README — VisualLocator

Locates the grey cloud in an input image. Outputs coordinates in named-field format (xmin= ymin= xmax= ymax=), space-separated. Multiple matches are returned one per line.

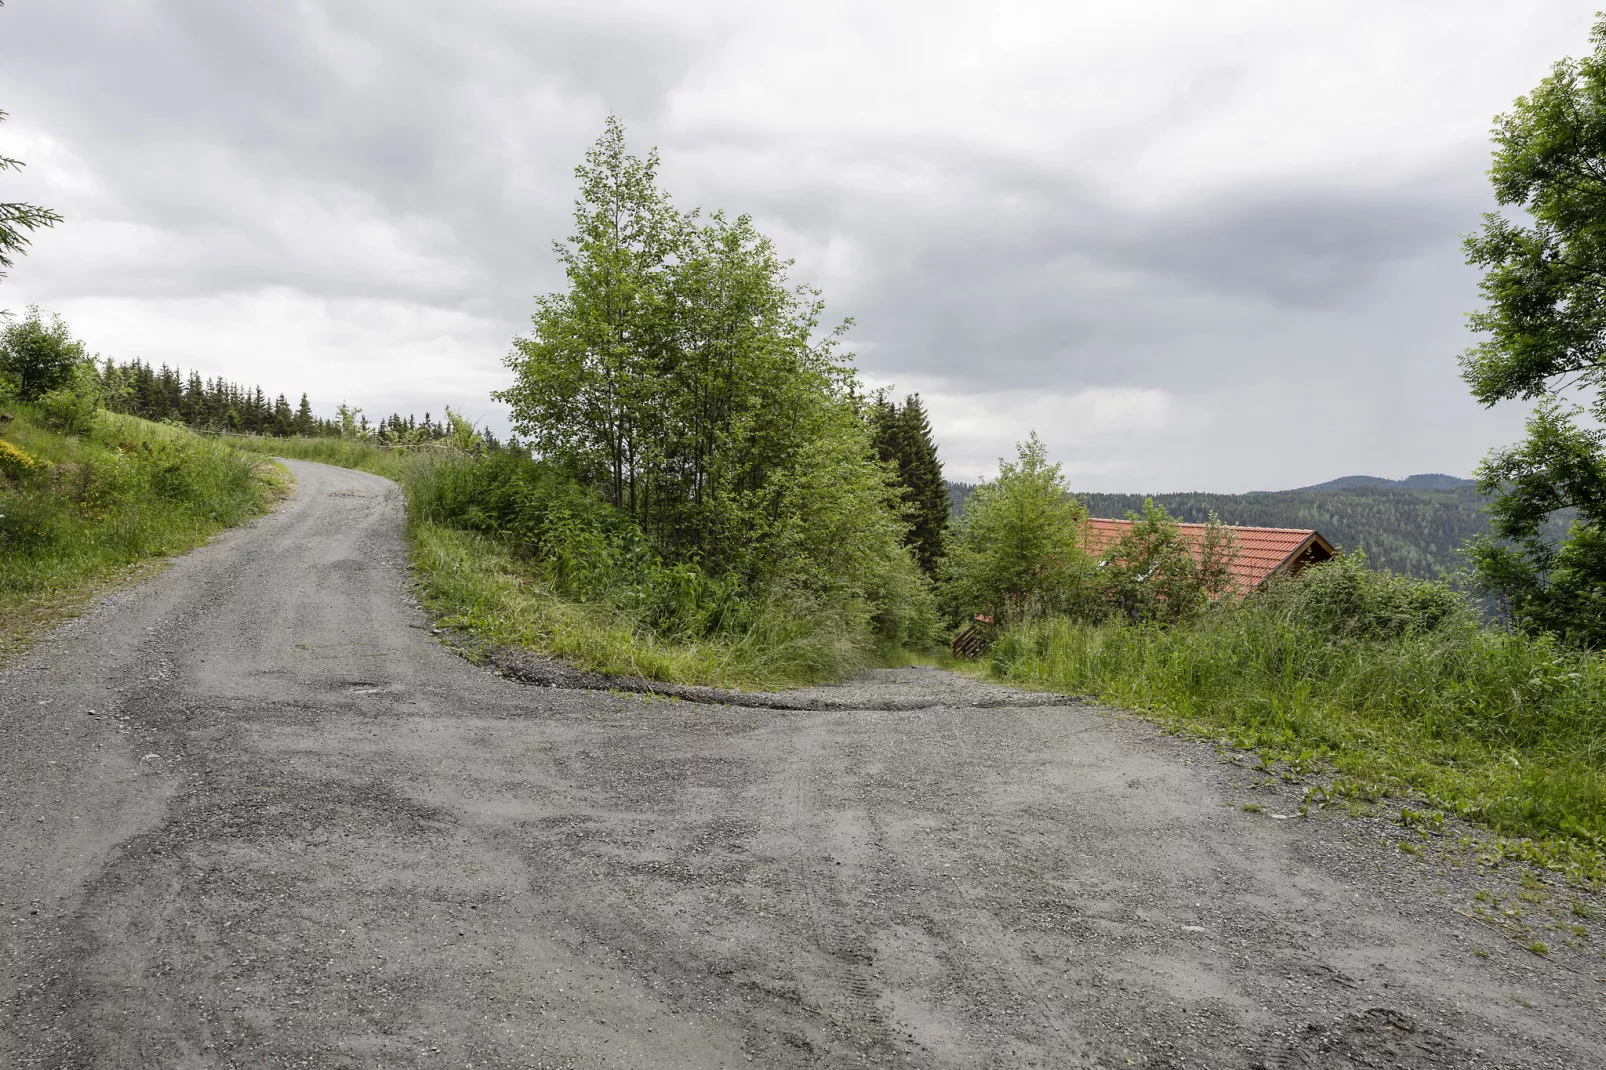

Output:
xmin=0 ymin=1 xmax=1567 ymax=488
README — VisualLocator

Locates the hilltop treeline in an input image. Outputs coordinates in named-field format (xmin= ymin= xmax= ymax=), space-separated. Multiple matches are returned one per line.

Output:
xmin=93 ymin=357 xmax=472 ymax=445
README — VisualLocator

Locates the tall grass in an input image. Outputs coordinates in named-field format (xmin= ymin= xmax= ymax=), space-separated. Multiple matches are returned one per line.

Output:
xmin=0 ymin=405 xmax=289 ymax=658
xmin=411 ymin=522 xmax=862 ymax=688
xmin=988 ymin=607 xmax=1606 ymax=878
xmin=239 ymin=437 xmax=871 ymax=689
xmin=224 ymin=432 xmax=419 ymax=480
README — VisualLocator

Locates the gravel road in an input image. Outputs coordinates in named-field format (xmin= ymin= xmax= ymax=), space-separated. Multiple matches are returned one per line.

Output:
xmin=3 ymin=459 xmax=1604 ymax=1069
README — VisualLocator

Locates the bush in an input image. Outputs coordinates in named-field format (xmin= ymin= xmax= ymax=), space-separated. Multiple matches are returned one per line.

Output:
xmin=0 ymin=438 xmax=41 ymax=480
xmin=35 ymin=364 xmax=101 ymax=435
xmin=405 ymin=447 xmax=936 ymax=676
xmin=1255 ymin=550 xmax=1475 ymax=641
xmin=0 ymin=307 xmax=86 ymax=401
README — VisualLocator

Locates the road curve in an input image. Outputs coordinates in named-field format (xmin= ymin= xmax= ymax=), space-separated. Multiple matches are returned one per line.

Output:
xmin=3 ymin=459 xmax=1603 ymax=1068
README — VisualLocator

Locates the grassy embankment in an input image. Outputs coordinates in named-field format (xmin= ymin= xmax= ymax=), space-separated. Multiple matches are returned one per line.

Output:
xmin=0 ymin=406 xmax=290 ymax=661
xmin=985 ymin=607 xmax=1606 ymax=882
xmin=248 ymin=438 xmax=878 ymax=689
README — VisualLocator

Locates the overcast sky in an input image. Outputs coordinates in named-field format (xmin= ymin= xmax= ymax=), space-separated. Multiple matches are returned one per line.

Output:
xmin=0 ymin=1 xmax=1595 ymax=490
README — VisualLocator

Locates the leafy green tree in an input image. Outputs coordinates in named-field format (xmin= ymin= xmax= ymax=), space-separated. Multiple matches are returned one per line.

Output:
xmin=1461 ymin=16 xmax=1606 ymax=646
xmin=1466 ymin=403 xmax=1605 ymax=644
xmin=335 ymin=403 xmax=365 ymax=439
xmin=869 ymin=392 xmax=949 ymax=576
xmin=497 ymin=117 xmax=680 ymax=524
xmin=497 ymin=118 xmax=934 ymax=648
xmin=941 ymin=432 xmax=1094 ymax=623
xmin=1 ymin=305 xmax=85 ymax=400
xmin=1097 ymin=501 xmax=1237 ymax=625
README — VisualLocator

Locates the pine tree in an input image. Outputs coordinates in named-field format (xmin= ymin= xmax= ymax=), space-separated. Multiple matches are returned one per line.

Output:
xmin=294 ymin=393 xmax=313 ymax=435
xmin=869 ymin=391 xmax=949 ymax=576
xmin=897 ymin=395 xmax=949 ymax=576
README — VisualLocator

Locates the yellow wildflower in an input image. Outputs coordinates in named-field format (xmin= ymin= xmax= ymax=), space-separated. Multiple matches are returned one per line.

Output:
xmin=0 ymin=438 xmax=41 ymax=479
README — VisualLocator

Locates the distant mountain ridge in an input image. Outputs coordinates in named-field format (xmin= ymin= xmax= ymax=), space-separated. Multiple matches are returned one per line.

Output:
xmin=1285 ymin=473 xmax=1475 ymax=493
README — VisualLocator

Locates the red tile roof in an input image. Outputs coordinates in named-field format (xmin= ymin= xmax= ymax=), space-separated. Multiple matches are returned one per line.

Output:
xmin=1080 ymin=518 xmax=1335 ymax=596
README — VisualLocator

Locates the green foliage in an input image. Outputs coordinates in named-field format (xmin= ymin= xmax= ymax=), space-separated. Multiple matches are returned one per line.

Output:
xmin=0 ymin=405 xmax=282 ymax=659
xmin=1461 ymin=17 xmax=1606 ymax=644
xmin=36 ymin=361 xmax=103 ymax=435
xmin=1463 ymin=402 xmax=1606 ymax=647
xmin=985 ymin=558 xmax=1606 ymax=876
xmin=243 ymin=433 xmax=920 ymax=688
xmin=409 ymin=522 xmax=858 ymax=689
xmin=1255 ymin=550 xmax=1475 ymax=642
xmin=1099 ymin=501 xmax=1236 ymax=624
xmin=941 ymin=432 xmax=1095 ymax=623
xmin=491 ymin=118 xmax=933 ymax=673
xmin=407 ymin=445 xmax=934 ymax=681
xmin=869 ymin=392 xmax=949 ymax=576
xmin=94 ymin=357 xmax=477 ymax=446
xmin=0 ymin=306 xmax=85 ymax=401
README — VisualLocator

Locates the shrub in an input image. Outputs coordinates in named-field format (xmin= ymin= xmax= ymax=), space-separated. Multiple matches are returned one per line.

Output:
xmin=0 ymin=307 xmax=86 ymax=401
xmin=1254 ymin=550 xmax=1474 ymax=641
xmin=0 ymin=438 xmax=40 ymax=480
xmin=35 ymin=365 xmax=101 ymax=435
xmin=2 ymin=408 xmax=278 ymax=660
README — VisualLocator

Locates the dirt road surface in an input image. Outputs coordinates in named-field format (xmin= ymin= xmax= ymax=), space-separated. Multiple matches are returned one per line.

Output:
xmin=3 ymin=459 xmax=1604 ymax=1069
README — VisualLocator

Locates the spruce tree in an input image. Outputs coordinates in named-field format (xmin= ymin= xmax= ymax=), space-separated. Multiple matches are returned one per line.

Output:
xmin=869 ymin=391 xmax=949 ymax=576
xmin=897 ymin=394 xmax=949 ymax=576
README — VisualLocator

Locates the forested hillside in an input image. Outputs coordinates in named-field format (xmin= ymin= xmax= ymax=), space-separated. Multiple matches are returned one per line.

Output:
xmin=948 ymin=481 xmax=1498 ymax=579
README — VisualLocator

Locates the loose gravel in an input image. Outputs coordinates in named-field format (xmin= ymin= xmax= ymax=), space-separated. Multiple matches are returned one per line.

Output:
xmin=2 ymin=458 xmax=1603 ymax=1069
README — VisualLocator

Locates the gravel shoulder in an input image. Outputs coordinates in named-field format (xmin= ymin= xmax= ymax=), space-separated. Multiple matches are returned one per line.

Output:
xmin=2 ymin=458 xmax=1603 ymax=1069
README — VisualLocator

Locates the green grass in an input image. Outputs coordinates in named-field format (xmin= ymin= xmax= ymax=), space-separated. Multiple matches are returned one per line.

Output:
xmin=0 ymin=405 xmax=290 ymax=661
xmin=238 ymin=436 xmax=878 ymax=690
xmin=411 ymin=522 xmax=865 ymax=689
xmin=228 ymin=432 xmax=418 ymax=480
xmin=984 ymin=613 xmax=1606 ymax=881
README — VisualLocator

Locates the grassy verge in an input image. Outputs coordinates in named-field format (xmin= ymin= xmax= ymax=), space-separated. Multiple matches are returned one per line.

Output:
xmin=234 ymin=433 xmax=416 ymax=480
xmin=0 ymin=406 xmax=291 ymax=662
xmin=412 ymin=522 xmax=864 ymax=688
xmin=984 ymin=613 xmax=1606 ymax=882
xmin=239 ymin=437 xmax=880 ymax=689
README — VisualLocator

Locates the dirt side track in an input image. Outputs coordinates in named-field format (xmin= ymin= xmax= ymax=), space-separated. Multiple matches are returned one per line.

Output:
xmin=2 ymin=459 xmax=1602 ymax=1069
